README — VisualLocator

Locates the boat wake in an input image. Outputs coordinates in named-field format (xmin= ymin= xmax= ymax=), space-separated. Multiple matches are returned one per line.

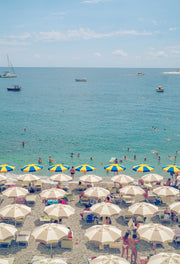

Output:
xmin=163 ymin=72 xmax=180 ymax=74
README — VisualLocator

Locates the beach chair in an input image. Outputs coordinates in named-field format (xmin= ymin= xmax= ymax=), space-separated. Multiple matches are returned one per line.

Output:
xmin=26 ymin=194 xmax=36 ymax=204
xmin=0 ymin=238 xmax=12 ymax=247
xmin=66 ymin=193 xmax=74 ymax=201
xmin=34 ymin=181 xmax=42 ymax=191
xmin=174 ymin=236 xmax=180 ymax=245
xmin=61 ymin=239 xmax=73 ymax=249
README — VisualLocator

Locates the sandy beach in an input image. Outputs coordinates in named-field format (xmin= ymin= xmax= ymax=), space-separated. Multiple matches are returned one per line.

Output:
xmin=0 ymin=180 xmax=180 ymax=264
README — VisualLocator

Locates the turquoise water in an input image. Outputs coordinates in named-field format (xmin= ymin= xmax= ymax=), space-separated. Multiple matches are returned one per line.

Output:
xmin=0 ymin=67 xmax=180 ymax=179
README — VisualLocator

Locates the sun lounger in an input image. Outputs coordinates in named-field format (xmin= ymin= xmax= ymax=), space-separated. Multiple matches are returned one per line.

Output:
xmin=16 ymin=231 xmax=31 ymax=245
xmin=15 ymin=197 xmax=26 ymax=204
xmin=66 ymin=193 xmax=74 ymax=201
xmin=122 ymin=195 xmax=135 ymax=204
xmin=76 ymin=185 xmax=86 ymax=191
xmin=174 ymin=236 xmax=180 ymax=245
xmin=39 ymin=215 xmax=51 ymax=223
xmin=61 ymin=239 xmax=73 ymax=249
xmin=26 ymin=194 xmax=36 ymax=204
xmin=0 ymin=238 xmax=12 ymax=247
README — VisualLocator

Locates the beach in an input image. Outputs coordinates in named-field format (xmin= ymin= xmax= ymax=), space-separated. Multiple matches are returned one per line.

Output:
xmin=0 ymin=179 xmax=179 ymax=264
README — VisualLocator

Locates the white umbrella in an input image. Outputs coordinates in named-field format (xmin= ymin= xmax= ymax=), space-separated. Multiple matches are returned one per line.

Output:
xmin=85 ymin=224 xmax=122 ymax=244
xmin=137 ymin=223 xmax=175 ymax=244
xmin=2 ymin=187 xmax=28 ymax=198
xmin=0 ymin=175 xmax=7 ymax=183
xmin=153 ymin=186 xmax=179 ymax=197
xmin=128 ymin=202 xmax=158 ymax=217
xmin=0 ymin=204 xmax=31 ymax=220
xmin=0 ymin=259 xmax=10 ymax=264
xmin=35 ymin=258 xmax=67 ymax=264
xmin=0 ymin=223 xmax=17 ymax=241
xmin=49 ymin=174 xmax=72 ymax=183
xmin=119 ymin=185 xmax=145 ymax=196
xmin=17 ymin=174 xmax=40 ymax=182
xmin=40 ymin=188 xmax=66 ymax=200
xmin=141 ymin=174 xmax=163 ymax=183
xmin=111 ymin=174 xmax=134 ymax=185
xmin=148 ymin=252 xmax=180 ymax=264
xmin=90 ymin=202 xmax=121 ymax=217
xmin=79 ymin=175 xmax=102 ymax=184
xmin=90 ymin=255 xmax=130 ymax=264
xmin=84 ymin=187 xmax=110 ymax=199
xmin=44 ymin=204 xmax=75 ymax=219
xmin=169 ymin=201 xmax=180 ymax=214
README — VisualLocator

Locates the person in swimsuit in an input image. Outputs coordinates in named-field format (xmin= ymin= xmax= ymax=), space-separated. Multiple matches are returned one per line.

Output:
xmin=121 ymin=232 xmax=130 ymax=259
xmin=130 ymin=234 xmax=141 ymax=264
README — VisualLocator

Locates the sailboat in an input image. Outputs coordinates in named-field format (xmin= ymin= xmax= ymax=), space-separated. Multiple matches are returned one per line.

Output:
xmin=0 ymin=55 xmax=17 ymax=78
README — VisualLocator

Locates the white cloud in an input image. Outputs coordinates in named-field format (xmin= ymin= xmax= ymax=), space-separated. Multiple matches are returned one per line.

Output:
xmin=0 ymin=39 xmax=29 ymax=46
xmin=81 ymin=0 xmax=108 ymax=3
xmin=148 ymin=51 xmax=168 ymax=58
xmin=34 ymin=54 xmax=40 ymax=59
xmin=6 ymin=33 xmax=31 ymax=40
xmin=171 ymin=50 xmax=180 ymax=55
xmin=169 ymin=27 xmax=176 ymax=31
xmin=112 ymin=49 xmax=128 ymax=57
xmin=94 ymin=52 xmax=102 ymax=56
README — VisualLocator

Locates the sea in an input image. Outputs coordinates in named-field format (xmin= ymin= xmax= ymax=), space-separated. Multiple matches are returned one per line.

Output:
xmin=0 ymin=67 xmax=180 ymax=181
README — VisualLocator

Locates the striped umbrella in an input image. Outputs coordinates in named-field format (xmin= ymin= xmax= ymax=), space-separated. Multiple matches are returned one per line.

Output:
xmin=75 ymin=164 xmax=96 ymax=174
xmin=0 ymin=164 xmax=15 ymax=173
xmin=162 ymin=165 xmax=180 ymax=174
xmin=90 ymin=255 xmax=130 ymax=264
xmin=21 ymin=164 xmax=43 ymax=172
xmin=48 ymin=164 xmax=70 ymax=172
xmin=133 ymin=164 xmax=154 ymax=173
xmin=104 ymin=164 xmax=126 ymax=172
xmin=148 ymin=252 xmax=180 ymax=264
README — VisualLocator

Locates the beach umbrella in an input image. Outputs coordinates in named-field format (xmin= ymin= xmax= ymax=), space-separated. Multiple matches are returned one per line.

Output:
xmin=44 ymin=204 xmax=75 ymax=220
xmin=79 ymin=175 xmax=102 ymax=184
xmin=0 ymin=164 xmax=15 ymax=173
xmin=75 ymin=164 xmax=96 ymax=174
xmin=0 ymin=204 xmax=31 ymax=220
xmin=128 ymin=202 xmax=158 ymax=217
xmin=162 ymin=165 xmax=180 ymax=174
xmin=89 ymin=255 xmax=130 ymax=264
xmin=153 ymin=186 xmax=179 ymax=197
xmin=0 ymin=175 xmax=7 ymax=183
xmin=21 ymin=164 xmax=43 ymax=172
xmin=119 ymin=185 xmax=145 ymax=196
xmin=0 ymin=223 xmax=17 ymax=242
xmin=85 ymin=224 xmax=122 ymax=245
xmin=141 ymin=173 xmax=163 ymax=183
xmin=49 ymin=174 xmax=72 ymax=183
xmin=31 ymin=223 xmax=69 ymax=257
xmin=90 ymin=202 xmax=121 ymax=217
xmin=35 ymin=258 xmax=67 ymax=264
xmin=0 ymin=259 xmax=11 ymax=264
xmin=104 ymin=164 xmax=126 ymax=172
xmin=132 ymin=164 xmax=154 ymax=172
xmin=2 ymin=187 xmax=28 ymax=198
xmin=84 ymin=187 xmax=110 ymax=199
xmin=169 ymin=201 xmax=180 ymax=215
xmin=48 ymin=164 xmax=70 ymax=172
xmin=148 ymin=252 xmax=180 ymax=264
xmin=111 ymin=174 xmax=134 ymax=185
xmin=137 ymin=223 xmax=175 ymax=244
xmin=17 ymin=174 xmax=40 ymax=182
xmin=40 ymin=188 xmax=66 ymax=200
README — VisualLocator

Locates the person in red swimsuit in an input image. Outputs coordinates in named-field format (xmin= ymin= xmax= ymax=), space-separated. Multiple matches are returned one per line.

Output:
xmin=130 ymin=234 xmax=141 ymax=264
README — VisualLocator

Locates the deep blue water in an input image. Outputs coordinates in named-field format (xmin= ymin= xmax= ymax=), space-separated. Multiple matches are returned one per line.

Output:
xmin=0 ymin=67 xmax=180 ymax=179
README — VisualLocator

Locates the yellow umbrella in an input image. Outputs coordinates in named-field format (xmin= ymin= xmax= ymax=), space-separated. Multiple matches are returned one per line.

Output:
xmin=21 ymin=164 xmax=43 ymax=172
xmin=89 ymin=255 xmax=130 ymax=264
xmin=0 ymin=164 xmax=15 ymax=173
xmin=84 ymin=187 xmax=110 ymax=199
xmin=148 ymin=252 xmax=180 ymax=264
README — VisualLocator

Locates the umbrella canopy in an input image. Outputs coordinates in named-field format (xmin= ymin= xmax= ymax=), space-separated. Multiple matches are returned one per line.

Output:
xmin=48 ymin=164 xmax=70 ymax=172
xmin=17 ymin=174 xmax=40 ymax=182
xmin=44 ymin=204 xmax=75 ymax=219
xmin=0 ymin=175 xmax=7 ymax=182
xmin=104 ymin=164 xmax=126 ymax=172
xmin=0 ymin=204 xmax=31 ymax=220
xmin=90 ymin=202 xmax=121 ymax=217
xmin=50 ymin=174 xmax=72 ymax=183
xmin=0 ymin=259 xmax=10 ymax=264
xmin=21 ymin=164 xmax=43 ymax=172
xmin=79 ymin=175 xmax=102 ymax=184
xmin=90 ymin=255 xmax=130 ymax=264
xmin=75 ymin=164 xmax=96 ymax=173
xmin=0 ymin=164 xmax=15 ymax=173
xmin=31 ymin=223 xmax=69 ymax=244
xmin=137 ymin=223 xmax=175 ymax=243
xmin=85 ymin=224 xmax=122 ymax=244
xmin=111 ymin=174 xmax=134 ymax=185
xmin=119 ymin=185 xmax=145 ymax=196
xmin=35 ymin=258 xmax=67 ymax=264
xmin=162 ymin=165 xmax=180 ymax=174
xmin=169 ymin=201 xmax=180 ymax=214
xmin=84 ymin=187 xmax=110 ymax=199
xmin=40 ymin=188 xmax=66 ymax=200
xmin=153 ymin=186 xmax=179 ymax=197
xmin=141 ymin=173 xmax=163 ymax=183
xmin=148 ymin=252 xmax=180 ymax=264
xmin=128 ymin=202 xmax=158 ymax=217
xmin=132 ymin=164 xmax=154 ymax=172
xmin=0 ymin=223 xmax=17 ymax=242
xmin=2 ymin=187 xmax=28 ymax=198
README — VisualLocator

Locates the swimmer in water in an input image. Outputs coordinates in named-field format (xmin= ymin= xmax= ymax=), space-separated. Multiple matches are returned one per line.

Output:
xmin=49 ymin=156 xmax=54 ymax=164
xmin=22 ymin=142 xmax=25 ymax=147
xmin=38 ymin=157 xmax=42 ymax=164
xmin=70 ymin=153 xmax=74 ymax=158
xmin=77 ymin=153 xmax=80 ymax=158
xmin=133 ymin=155 xmax=136 ymax=160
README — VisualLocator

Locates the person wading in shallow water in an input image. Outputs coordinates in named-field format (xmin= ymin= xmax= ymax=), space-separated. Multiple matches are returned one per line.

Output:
xmin=70 ymin=166 xmax=75 ymax=179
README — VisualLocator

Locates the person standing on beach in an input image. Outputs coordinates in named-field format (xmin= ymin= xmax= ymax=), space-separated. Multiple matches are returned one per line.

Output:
xmin=130 ymin=234 xmax=141 ymax=264
xmin=70 ymin=166 xmax=75 ymax=179
xmin=121 ymin=232 xmax=130 ymax=259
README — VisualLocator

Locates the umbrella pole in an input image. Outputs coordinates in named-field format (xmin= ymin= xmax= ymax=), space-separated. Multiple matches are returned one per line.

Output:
xmin=50 ymin=243 xmax=53 ymax=258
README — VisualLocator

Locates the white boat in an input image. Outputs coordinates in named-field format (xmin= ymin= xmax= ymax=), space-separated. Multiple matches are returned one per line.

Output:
xmin=136 ymin=72 xmax=144 ymax=76
xmin=0 ymin=55 xmax=17 ymax=78
xmin=156 ymin=85 xmax=164 ymax=92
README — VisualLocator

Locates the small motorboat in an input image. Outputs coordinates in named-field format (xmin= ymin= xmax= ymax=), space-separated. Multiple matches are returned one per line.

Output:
xmin=136 ymin=72 xmax=144 ymax=76
xmin=156 ymin=85 xmax=164 ymax=92
xmin=75 ymin=78 xmax=87 ymax=82
xmin=7 ymin=85 xmax=21 ymax=91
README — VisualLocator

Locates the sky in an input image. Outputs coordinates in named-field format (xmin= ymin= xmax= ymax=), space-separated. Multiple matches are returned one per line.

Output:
xmin=0 ymin=0 xmax=180 ymax=67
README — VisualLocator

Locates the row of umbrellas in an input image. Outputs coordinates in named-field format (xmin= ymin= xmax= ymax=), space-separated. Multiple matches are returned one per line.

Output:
xmin=1 ymin=163 xmax=180 ymax=173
